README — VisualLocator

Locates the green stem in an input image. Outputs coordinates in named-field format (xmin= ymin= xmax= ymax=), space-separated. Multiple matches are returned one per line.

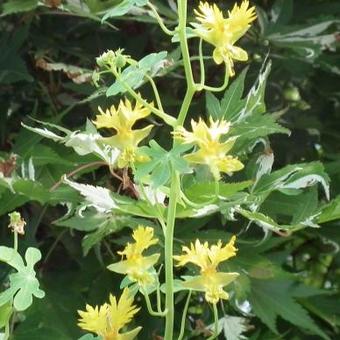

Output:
xmin=198 ymin=38 xmax=205 ymax=88
xmin=163 ymin=2 xmax=197 ymax=337
xmin=214 ymin=180 xmax=220 ymax=199
xmin=177 ymin=290 xmax=192 ymax=340
xmin=199 ymin=68 xmax=229 ymax=93
xmin=144 ymin=289 xmax=167 ymax=317
xmin=156 ymin=284 xmax=163 ymax=313
xmin=145 ymin=73 xmax=165 ymax=112
xmin=208 ymin=304 xmax=219 ymax=340
xmin=164 ymin=169 xmax=180 ymax=340
xmin=4 ymin=319 xmax=10 ymax=340
xmin=147 ymin=1 xmax=175 ymax=36
xmin=176 ymin=0 xmax=196 ymax=126
xmin=13 ymin=232 xmax=18 ymax=252
xmin=111 ymin=67 xmax=176 ymax=127
xmin=177 ymin=88 xmax=195 ymax=127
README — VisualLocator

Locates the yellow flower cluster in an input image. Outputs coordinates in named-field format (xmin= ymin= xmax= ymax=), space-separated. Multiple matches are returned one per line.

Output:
xmin=174 ymin=236 xmax=239 ymax=304
xmin=78 ymin=288 xmax=141 ymax=340
xmin=108 ymin=226 xmax=160 ymax=286
xmin=174 ymin=117 xmax=244 ymax=180
xmin=193 ymin=0 xmax=256 ymax=76
xmin=93 ymin=98 xmax=153 ymax=168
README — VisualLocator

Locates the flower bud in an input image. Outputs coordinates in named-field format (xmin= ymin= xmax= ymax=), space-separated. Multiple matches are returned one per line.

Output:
xmin=8 ymin=211 xmax=26 ymax=235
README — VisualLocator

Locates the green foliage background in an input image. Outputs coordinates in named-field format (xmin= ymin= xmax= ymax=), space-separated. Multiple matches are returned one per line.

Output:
xmin=0 ymin=0 xmax=340 ymax=339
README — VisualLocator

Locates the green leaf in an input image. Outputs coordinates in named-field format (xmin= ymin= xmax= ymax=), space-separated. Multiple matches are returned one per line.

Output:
xmin=63 ymin=178 xmax=118 ymax=213
xmin=12 ymin=179 xmax=50 ymax=204
xmin=22 ymin=122 xmax=120 ymax=165
xmin=217 ymin=315 xmax=250 ymax=340
xmin=138 ymin=51 xmax=167 ymax=72
xmin=0 ymin=26 xmax=32 ymax=84
xmin=249 ymin=279 xmax=329 ymax=339
xmin=237 ymin=60 xmax=272 ymax=121
xmin=301 ymin=295 xmax=340 ymax=329
xmin=230 ymin=114 xmax=290 ymax=151
xmin=237 ymin=208 xmax=284 ymax=232
xmin=0 ymin=247 xmax=45 ymax=311
xmin=135 ymin=140 xmax=192 ymax=187
xmin=29 ymin=145 xmax=74 ymax=166
xmin=318 ymin=195 xmax=340 ymax=223
xmin=82 ymin=215 xmax=153 ymax=255
xmin=106 ymin=51 xmax=167 ymax=96
xmin=260 ymin=189 xmax=319 ymax=228
xmin=205 ymin=92 xmax=221 ymax=120
xmin=2 ymin=0 xmax=38 ymax=16
xmin=0 ymin=302 xmax=12 ymax=328
xmin=61 ymin=177 xmax=160 ymax=220
xmin=220 ymin=67 xmax=248 ymax=121
xmin=54 ymin=209 xmax=108 ymax=232
xmin=185 ymin=181 xmax=252 ymax=203
xmin=78 ymin=335 xmax=102 ymax=340
xmin=82 ymin=218 xmax=125 ymax=256
xmin=270 ymin=0 xmax=293 ymax=25
xmin=102 ymin=0 xmax=148 ymax=20
xmin=106 ymin=66 xmax=144 ymax=96
xmin=253 ymin=162 xmax=330 ymax=200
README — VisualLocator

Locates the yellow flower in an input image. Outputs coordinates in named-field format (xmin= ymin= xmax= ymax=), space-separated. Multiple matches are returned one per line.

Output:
xmin=108 ymin=226 xmax=160 ymax=286
xmin=193 ymin=1 xmax=256 ymax=76
xmin=78 ymin=303 xmax=108 ymax=336
xmin=78 ymin=288 xmax=141 ymax=340
xmin=174 ymin=236 xmax=239 ymax=304
xmin=173 ymin=117 xmax=244 ymax=180
xmin=93 ymin=98 xmax=153 ymax=167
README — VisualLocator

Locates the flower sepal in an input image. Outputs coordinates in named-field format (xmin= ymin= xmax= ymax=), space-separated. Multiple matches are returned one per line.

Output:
xmin=180 ymin=272 xmax=239 ymax=291
xmin=115 ymin=326 xmax=142 ymax=340
xmin=107 ymin=253 xmax=160 ymax=287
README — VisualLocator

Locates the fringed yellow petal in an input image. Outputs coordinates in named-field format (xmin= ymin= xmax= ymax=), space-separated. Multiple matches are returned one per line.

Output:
xmin=108 ymin=226 xmax=160 ymax=286
xmin=78 ymin=288 xmax=140 ymax=339
xmin=193 ymin=1 xmax=256 ymax=76
xmin=175 ymin=237 xmax=239 ymax=304
xmin=93 ymin=98 xmax=154 ymax=168
xmin=174 ymin=117 xmax=243 ymax=179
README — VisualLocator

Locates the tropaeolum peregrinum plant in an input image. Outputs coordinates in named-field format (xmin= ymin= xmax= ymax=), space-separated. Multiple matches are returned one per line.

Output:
xmin=22 ymin=1 xmax=330 ymax=339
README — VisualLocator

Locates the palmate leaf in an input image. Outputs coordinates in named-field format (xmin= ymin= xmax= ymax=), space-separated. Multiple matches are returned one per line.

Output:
xmin=106 ymin=51 xmax=168 ymax=96
xmin=249 ymin=279 xmax=329 ymax=339
xmin=135 ymin=140 xmax=192 ymax=187
xmin=101 ymin=0 xmax=148 ymax=21
xmin=0 ymin=247 xmax=45 ymax=311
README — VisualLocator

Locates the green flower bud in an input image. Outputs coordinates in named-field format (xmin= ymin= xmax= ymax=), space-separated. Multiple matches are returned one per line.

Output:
xmin=96 ymin=50 xmax=116 ymax=67
xmin=283 ymin=86 xmax=301 ymax=102
xmin=92 ymin=70 xmax=100 ymax=87
xmin=8 ymin=211 xmax=26 ymax=235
